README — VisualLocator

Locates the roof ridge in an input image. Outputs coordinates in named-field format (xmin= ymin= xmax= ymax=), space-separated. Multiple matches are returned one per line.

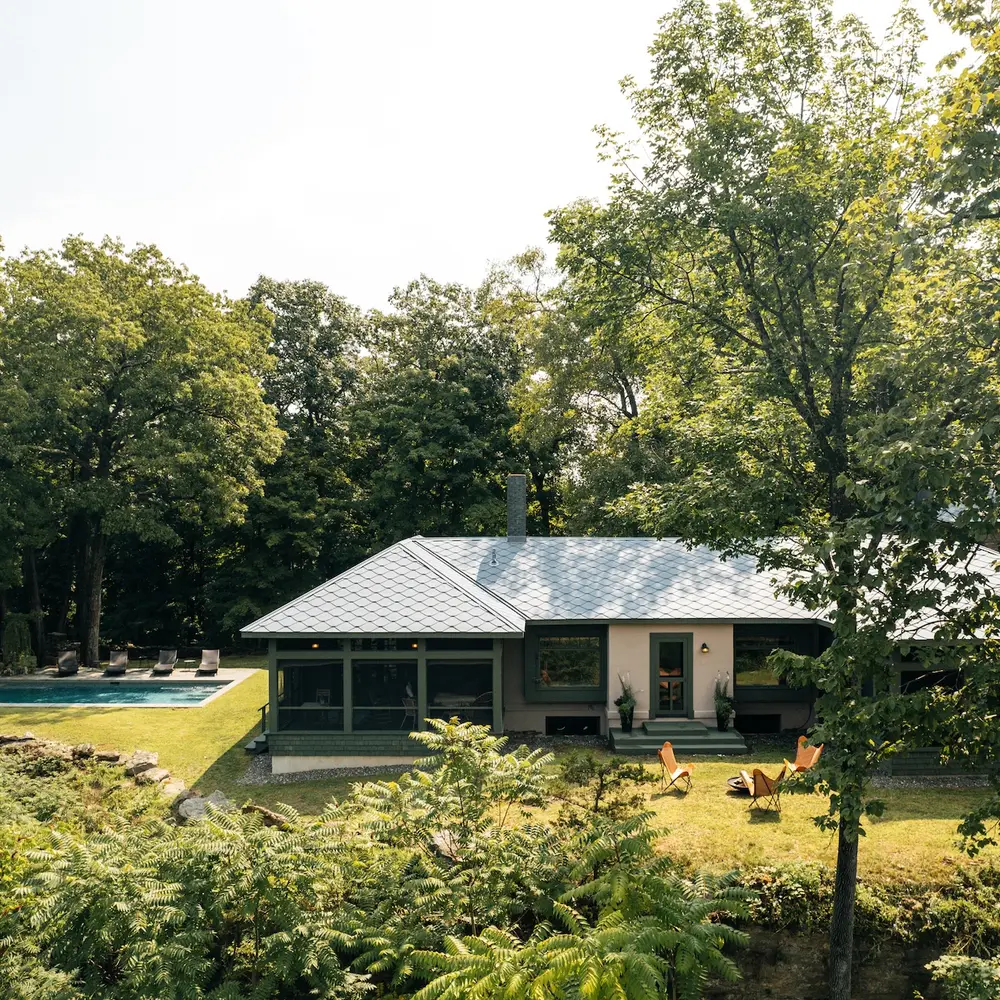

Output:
xmin=404 ymin=538 xmax=526 ymax=629
xmin=243 ymin=539 xmax=413 ymax=632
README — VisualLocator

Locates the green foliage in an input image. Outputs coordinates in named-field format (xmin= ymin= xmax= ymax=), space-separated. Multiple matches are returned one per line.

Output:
xmin=0 ymin=614 xmax=34 ymax=675
xmin=924 ymin=954 xmax=1000 ymax=1000
xmin=552 ymin=751 xmax=655 ymax=827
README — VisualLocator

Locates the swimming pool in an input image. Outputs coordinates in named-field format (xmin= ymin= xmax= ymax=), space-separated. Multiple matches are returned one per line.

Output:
xmin=0 ymin=681 xmax=231 ymax=707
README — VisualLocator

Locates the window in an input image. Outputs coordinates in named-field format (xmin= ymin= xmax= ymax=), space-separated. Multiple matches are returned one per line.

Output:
xmin=350 ymin=637 xmax=420 ymax=651
xmin=538 ymin=635 xmax=601 ymax=687
xmin=427 ymin=660 xmax=493 ymax=725
xmin=352 ymin=660 xmax=418 ymax=730
xmin=276 ymin=661 xmax=344 ymax=730
xmin=524 ymin=627 xmax=606 ymax=702
xmin=900 ymin=668 xmax=961 ymax=695
xmin=733 ymin=634 xmax=791 ymax=686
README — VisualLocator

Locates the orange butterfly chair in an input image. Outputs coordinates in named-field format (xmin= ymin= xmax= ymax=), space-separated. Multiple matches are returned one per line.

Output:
xmin=784 ymin=735 xmax=824 ymax=775
xmin=658 ymin=741 xmax=694 ymax=793
xmin=739 ymin=765 xmax=787 ymax=813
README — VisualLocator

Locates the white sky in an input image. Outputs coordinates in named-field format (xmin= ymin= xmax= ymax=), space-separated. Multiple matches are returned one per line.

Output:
xmin=0 ymin=1 xmax=962 ymax=310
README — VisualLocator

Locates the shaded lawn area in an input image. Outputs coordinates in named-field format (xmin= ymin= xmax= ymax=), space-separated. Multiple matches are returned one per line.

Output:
xmin=0 ymin=670 xmax=993 ymax=881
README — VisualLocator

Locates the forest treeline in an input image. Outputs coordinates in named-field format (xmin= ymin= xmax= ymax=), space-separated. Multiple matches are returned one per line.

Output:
xmin=0 ymin=241 xmax=650 ymax=660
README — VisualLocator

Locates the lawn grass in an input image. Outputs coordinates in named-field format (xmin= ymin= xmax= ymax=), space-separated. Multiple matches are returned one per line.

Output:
xmin=1 ymin=669 xmax=994 ymax=883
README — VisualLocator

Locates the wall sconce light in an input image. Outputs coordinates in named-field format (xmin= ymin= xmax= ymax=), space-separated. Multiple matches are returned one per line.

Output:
xmin=410 ymin=642 xmax=419 ymax=649
xmin=700 ymin=642 xmax=710 ymax=654
xmin=311 ymin=643 xmax=319 ymax=649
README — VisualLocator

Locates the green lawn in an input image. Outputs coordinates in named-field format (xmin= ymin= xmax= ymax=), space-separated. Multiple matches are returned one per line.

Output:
xmin=1 ymin=667 xmax=994 ymax=882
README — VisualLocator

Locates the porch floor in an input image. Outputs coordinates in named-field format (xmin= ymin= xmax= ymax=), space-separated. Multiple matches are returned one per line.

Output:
xmin=610 ymin=718 xmax=748 ymax=755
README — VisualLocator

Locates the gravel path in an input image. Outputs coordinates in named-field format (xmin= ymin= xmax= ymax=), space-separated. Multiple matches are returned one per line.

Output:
xmin=238 ymin=734 xmax=608 ymax=786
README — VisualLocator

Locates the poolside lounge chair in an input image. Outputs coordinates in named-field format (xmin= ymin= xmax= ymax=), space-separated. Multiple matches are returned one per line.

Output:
xmin=784 ymin=735 xmax=824 ymax=775
xmin=151 ymin=649 xmax=177 ymax=676
xmin=196 ymin=649 xmax=220 ymax=676
xmin=658 ymin=741 xmax=694 ymax=793
xmin=57 ymin=650 xmax=78 ymax=676
xmin=104 ymin=649 xmax=128 ymax=676
xmin=740 ymin=765 xmax=786 ymax=813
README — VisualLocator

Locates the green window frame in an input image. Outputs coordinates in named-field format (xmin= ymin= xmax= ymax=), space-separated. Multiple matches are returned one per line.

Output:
xmin=524 ymin=625 xmax=607 ymax=703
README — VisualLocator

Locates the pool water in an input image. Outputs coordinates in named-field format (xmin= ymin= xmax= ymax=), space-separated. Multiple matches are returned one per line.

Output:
xmin=0 ymin=682 xmax=228 ymax=706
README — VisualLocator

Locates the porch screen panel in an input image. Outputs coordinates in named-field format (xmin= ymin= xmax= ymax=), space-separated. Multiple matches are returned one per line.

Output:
xmin=276 ymin=661 xmax=344 ymax=730
xmin=427 ymin=660 xmax=492 ymax=725
xmin=352 ymin=660 xmax=418 ymax=731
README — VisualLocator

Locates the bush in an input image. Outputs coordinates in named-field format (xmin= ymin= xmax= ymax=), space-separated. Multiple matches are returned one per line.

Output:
xmin=924 ymin=955 xmax=1000 ymax=1000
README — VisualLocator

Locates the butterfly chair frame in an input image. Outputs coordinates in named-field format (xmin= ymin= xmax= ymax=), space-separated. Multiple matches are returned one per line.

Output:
xmin=740 ymin=766 xmax=786 ymax=813
xmin=658 ymin=741 xmax=694 ymax=793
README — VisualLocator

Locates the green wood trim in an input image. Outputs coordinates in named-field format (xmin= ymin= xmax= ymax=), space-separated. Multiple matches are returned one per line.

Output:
xmin=648 ymin=632 xmax=693 ymax=719
xmin=417 ymin=657 xmax=428 ymax=731
xmin=492 ymin=639 xmax=503 ymax=732
xmin=343 ymin=657 xmax=353 ymax=733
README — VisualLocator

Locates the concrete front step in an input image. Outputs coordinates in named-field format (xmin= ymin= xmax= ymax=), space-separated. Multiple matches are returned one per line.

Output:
xmin=611 ymin=726 xmax=748 ymax=755
xmin=641 ymin=719 xmax=715 ymax=735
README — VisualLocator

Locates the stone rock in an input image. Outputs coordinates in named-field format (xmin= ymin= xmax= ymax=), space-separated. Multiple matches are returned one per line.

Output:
xmin=72 ymin=743 xmax=95 ymax=759
xmin=175 ymin=789 xmax=233 ymax=823
xmin=94 ymin=749 xmax=123 ymax=763
xmin=124 ymin=750 xmax=158 ymax=776
xmin=177 ymin=796 xmax=208 ymax=821
xmin=0 ymin=732 xmax=35 ymax=745
xmin=205 ymin=790 xmax=233 ymax=811
xmin=161 ymin=779 xmax=186 ymax=799
xmin=135 ymin=767 xmax=171 ymax=785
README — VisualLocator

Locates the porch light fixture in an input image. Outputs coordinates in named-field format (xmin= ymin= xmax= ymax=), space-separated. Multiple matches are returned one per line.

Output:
xmin=311 ymin=643 xmax=319 ymax=649
xmin=410 ymin=642 xmax=419 ymax=649
xmin=700 ymin=642 xmax=710 ymax=654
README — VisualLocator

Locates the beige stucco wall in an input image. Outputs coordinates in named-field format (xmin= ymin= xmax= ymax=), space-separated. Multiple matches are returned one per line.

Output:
xmin=607 ymin=623 xmax=734 ymax=725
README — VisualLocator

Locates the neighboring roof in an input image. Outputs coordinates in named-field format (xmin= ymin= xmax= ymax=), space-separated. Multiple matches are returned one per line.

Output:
xmin=241 ymin=540 xmax=525 ymax=637
xmin=243 ymin=535 xmax=824 ymax=637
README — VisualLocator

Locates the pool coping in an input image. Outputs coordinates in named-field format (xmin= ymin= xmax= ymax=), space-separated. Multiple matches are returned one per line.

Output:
xmin=0 ymin=668 xmax=255 ymax=708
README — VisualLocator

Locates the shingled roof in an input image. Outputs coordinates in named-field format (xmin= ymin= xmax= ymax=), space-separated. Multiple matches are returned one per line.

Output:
xmin=242 ymin=535 xmax=822 ymax=637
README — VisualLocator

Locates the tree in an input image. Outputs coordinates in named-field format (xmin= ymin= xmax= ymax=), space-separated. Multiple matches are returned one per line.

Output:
xmin=353 ymin=277 xmax=520 ymax=544
xmin=0 ymin=238 xmax=283 ymax=666
xmin=547 ymin=2 xmax=1000 ymax=996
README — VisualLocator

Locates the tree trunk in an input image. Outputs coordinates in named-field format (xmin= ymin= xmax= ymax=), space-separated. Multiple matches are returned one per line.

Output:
xmin=25 ymin=548 xmax=45 ymax=669
xmin=828 ymin=816 xmax=859 ymax=1000
xmin=82 ymin=532 xmax=106 ymax=669
xmin=529 ymin=465 xmax=552 ymax=536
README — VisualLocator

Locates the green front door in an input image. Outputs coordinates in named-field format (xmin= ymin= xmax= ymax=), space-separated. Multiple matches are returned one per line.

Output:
xmin=650 ymin=633 xmax=693 ymax=718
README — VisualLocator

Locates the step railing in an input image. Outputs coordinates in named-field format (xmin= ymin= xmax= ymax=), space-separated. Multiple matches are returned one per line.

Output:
xmin=258 ymin=703 xmax=268 ymax=736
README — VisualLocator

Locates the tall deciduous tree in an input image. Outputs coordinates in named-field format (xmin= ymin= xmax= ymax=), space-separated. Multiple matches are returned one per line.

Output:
xmin=546 ymin=3 xmax=1000 ymax=996
xmin=0 ymin=238 xmax=283 ymax=666
xmin=353 ymin=277 xmax=520 ymax=543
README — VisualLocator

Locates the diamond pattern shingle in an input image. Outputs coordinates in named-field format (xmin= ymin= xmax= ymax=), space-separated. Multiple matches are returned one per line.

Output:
xmin=242 ymin=541 xmax=524 ymax=636
xmin=415 ymin=537 xmax=818 ymax=623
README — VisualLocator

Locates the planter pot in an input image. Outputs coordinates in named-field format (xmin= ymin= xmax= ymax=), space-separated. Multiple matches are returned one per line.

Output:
xmin=619 ymin=710 xmax=634 ymax=734
xmin=716 ymin=713 xmax=731 ymax=733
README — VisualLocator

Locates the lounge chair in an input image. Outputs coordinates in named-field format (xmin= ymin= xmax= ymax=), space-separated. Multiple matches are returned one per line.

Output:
xmin=151 ymin=649 xmax=177 ymax=676
xmin=658 ymin=741 xmax=694 ymax=793
xmin=104 ymin=649 xmax=128 ymax=676
xmin=784 ymin=735 xmax=824 ymax=775
xmin=196 ymin=649 xmax=220 ymax=676
xmin=740 ymin=765 xmax=786 ymax=812
xmin=57 ymin=650 xmax=78 ymax=676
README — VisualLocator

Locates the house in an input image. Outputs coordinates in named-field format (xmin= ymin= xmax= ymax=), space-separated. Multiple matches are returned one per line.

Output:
xmin=243 ymin=475 xmax=836 ymax=773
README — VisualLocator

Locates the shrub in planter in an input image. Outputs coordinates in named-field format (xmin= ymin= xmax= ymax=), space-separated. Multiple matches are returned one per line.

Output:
xmin=714 ymin=674 xmax=735 ymax=732
xmin=614 ymin=674 xmax=638 ymax=733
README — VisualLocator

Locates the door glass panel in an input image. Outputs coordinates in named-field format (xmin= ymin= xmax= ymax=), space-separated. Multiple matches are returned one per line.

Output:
xmin=657 ymin=641 xmax=685 ymax=714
